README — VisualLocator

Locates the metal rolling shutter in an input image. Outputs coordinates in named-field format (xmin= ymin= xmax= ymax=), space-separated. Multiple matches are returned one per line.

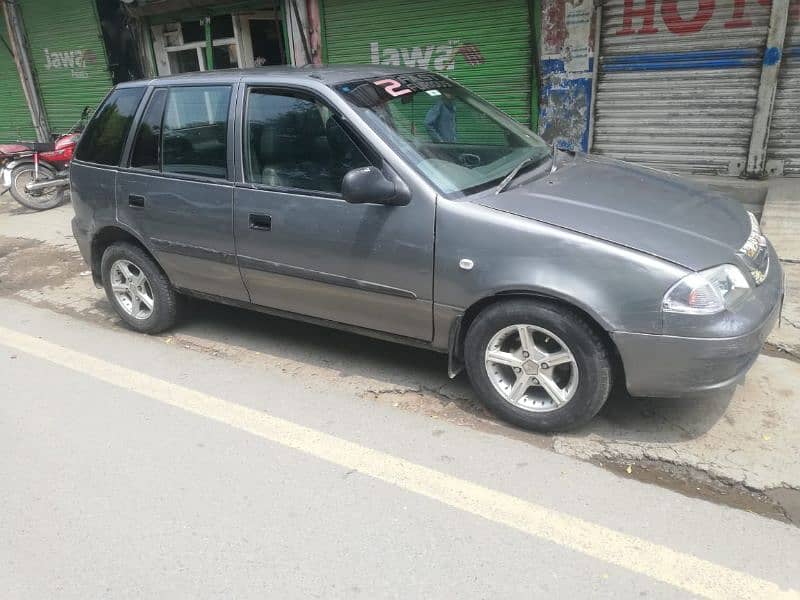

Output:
xmin=19 ymin=0 xmax=112 ymax=133
xmin=593 ymin=0 xmax=769 ymax=176
xmin=0 ymin=16 xmax=36 ymax=141
xmin=768 ymin=1 xmax=800 ymax=176
xmin=321 ymin=0 xmax=533 ymax=126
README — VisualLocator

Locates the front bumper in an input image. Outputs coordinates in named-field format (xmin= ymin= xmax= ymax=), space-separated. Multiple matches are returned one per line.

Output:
xmin=612 ymin=253 xmax=784 ymax=398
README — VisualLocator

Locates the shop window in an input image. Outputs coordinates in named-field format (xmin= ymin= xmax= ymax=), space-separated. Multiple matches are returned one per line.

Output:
xmin=130 ymin=89 xmax=168 ymax=171
xmin=153 ymin=12 xmax=287 ymax=75
xmin=245 ymin=90 xmax=371 ymax=194
xmin=212 ymin=44 xmax=239 ymax=70
xmin=210 ymin=15 xmax=234 ymax=40
xmin=180 ymin=20 xmax=204 ymax=44
xmin=75 ymin=87 xmax=145 ymax=166
xmin=168 ymin=49 xmax=202 ymax=74
xmin=162 ymin=86 xmax=231 ymax=179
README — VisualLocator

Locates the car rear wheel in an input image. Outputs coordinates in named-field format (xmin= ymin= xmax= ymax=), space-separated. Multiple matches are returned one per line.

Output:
xmin=464 ymin=299 xmax=612 ymax=432
xmin=100 ymin=242 xmax=178 ymax=334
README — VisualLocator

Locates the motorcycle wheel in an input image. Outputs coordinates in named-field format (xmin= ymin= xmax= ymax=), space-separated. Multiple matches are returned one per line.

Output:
xmin=9 ymin=164 xmax=63 ymax=211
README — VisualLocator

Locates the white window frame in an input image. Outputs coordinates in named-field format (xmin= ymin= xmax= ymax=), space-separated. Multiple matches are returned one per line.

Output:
xmin=151 ymin=15 xmax=246 ymax=76
xmin=235 ymin=9 xmax=292 ymax=68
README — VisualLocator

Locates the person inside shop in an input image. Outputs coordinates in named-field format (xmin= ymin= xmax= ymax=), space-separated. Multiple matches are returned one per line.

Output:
xmin=425 ymin=91 xmax=457 ymax=143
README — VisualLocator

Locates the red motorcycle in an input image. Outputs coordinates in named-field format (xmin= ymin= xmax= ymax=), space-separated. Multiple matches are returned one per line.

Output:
xmin=1 ymin=108 xmax=86 ymax=211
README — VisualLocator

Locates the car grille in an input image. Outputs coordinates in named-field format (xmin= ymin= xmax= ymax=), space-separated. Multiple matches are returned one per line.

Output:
xmin=739 ymin=212 xmax=769 ymax=286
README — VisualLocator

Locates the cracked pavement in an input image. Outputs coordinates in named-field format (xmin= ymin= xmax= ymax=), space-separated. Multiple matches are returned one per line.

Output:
xmin=2 ymin=192 xmax=799 ymax=525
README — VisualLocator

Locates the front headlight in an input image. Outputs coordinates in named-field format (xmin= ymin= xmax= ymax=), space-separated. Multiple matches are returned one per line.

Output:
xmin=662 ymin=264 xmax=751 ymax=315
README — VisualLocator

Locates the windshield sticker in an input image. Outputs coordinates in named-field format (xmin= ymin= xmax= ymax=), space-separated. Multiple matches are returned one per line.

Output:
xmin=337 ymin=72 xmax=455 ymax=107
xmin=373 ymin=78 xmax=413 ymax=97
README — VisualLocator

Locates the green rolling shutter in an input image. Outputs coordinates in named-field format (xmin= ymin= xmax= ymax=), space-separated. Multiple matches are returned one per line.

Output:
xmin=19 ymin=0 xmax=112 ymax=133
xmin=321 ymin=0 xmax=533 ymax=126
xmin=0 ymin=17 xmax=35 ymax=141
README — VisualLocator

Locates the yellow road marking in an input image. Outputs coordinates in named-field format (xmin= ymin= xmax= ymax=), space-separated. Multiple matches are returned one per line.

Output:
xmin=1 ymin=324 xmax=796 ymax=600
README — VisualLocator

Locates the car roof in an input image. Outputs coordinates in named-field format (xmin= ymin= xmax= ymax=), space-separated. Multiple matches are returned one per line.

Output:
xmin=116 ymin=64 xmax=429 ymax=89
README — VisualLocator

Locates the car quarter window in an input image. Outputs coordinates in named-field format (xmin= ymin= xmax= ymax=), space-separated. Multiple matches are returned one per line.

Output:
xmin=162 ymin=86 xmax=231 ymax=180
xmin=130 ymin=88 xmax=168 ymax=171
xmin=244 ymin=89 xmax=371 ymax=194
xmin=75 ymin=87 xmax=145 ymax=166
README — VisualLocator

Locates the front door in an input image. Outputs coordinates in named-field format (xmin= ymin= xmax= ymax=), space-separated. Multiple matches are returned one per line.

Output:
xmin=233 ymin=87 xmax=435 ymax=340
xmin=117 ymin=85 xmax=248 ymax=301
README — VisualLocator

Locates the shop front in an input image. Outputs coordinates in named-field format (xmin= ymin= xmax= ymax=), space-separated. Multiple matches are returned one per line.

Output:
xmin=18 ymin=0 xmax=112 ymax=134
xmin=0 ymin=11 xmax=35 ymax=141
xmin=590 ymin=0 xmax=799 ymax=178
xmin=1 ymin=0 xmax=112 ymax=141
xmin=320 ymin=0 xmax=537 ymax=129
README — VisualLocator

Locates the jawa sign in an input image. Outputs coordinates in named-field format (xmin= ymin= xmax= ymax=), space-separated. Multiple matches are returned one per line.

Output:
xmin=615 ymin=0 xmax=773 ymax=36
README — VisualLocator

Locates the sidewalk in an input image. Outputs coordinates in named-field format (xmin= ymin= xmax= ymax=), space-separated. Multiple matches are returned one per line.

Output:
xmin=760 ymin=179 xmax=800 ymax=362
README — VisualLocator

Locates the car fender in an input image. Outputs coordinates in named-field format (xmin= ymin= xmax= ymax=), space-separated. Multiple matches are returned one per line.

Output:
xmin=434 ymin=199 xmax=689 ymax=344
xmin=89 ymin=222 xmax=165 ymax=286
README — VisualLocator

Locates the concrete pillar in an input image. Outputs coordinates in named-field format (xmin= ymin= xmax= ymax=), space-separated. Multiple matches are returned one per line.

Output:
xmin=745 ymin=0 xmax=790 ymax=178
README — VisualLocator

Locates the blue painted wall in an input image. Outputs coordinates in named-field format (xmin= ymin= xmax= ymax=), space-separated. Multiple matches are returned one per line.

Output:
xmin=538 ymin=57 xmax=593 ymax=151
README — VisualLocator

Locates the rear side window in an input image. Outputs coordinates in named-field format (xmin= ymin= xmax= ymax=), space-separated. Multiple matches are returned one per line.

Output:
xmin=130 ymin=89 xmax=168 ymax=171
xmin=75 ymin=87 xmax=145 ymax=165
xmin=162 ymin=86 xmax=231 ymax=179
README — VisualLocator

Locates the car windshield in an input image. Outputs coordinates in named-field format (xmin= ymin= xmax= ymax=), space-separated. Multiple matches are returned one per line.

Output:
xmin=334 ymin=73 xmax=551 ymax=197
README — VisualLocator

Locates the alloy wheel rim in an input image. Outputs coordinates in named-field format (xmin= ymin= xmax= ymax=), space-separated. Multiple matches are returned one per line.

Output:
xmin=109 ymin=259 xmax=155 ymax=320
xmin=484 ymin=324 xmax=579 ymax=413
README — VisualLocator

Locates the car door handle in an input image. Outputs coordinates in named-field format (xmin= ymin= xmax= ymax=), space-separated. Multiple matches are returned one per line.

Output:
xmin=128 ymin=194 xmax=145 ymax=208
xmin=249 ymin=213 xmax=271 ymax=231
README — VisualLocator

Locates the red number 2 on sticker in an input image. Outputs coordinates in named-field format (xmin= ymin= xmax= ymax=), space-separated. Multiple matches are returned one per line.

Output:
xmin=374 ymin=79 xmax=412 ymax=97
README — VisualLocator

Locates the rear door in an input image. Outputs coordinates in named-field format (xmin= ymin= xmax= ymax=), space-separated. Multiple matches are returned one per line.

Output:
xmin=232 ymin=86 xmax=435 ymax=340
xmin=117 ymin=84 xmax=248 ymax=301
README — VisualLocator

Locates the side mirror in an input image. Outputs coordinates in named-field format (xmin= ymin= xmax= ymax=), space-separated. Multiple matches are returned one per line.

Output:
xmin=342 ymin=166 xmax=411 ymax=206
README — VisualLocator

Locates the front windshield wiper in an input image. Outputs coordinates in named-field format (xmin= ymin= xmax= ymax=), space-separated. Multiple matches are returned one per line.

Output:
xmin=494 ymin=153 xmax=549 ymax=195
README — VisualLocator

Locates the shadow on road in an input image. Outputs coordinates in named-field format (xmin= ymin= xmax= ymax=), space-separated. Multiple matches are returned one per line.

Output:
xmin=168 ymin=296 xmax=732 ymax=445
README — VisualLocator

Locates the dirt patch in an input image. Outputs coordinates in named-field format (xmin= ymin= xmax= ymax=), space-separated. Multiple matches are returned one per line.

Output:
xmin=0 ymin=236 xmax=85 ymax=296
xmin=766 ymin=487 xmax=800 ymax=526
xmin=595 ymin=458 xmax=796 ymax=526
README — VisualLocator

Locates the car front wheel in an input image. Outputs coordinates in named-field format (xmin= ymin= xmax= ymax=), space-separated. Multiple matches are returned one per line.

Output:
xmin=100 ymin=242 xmax=178 ymax=334
xmin=464 ymin=299 xmax=612 ymax=432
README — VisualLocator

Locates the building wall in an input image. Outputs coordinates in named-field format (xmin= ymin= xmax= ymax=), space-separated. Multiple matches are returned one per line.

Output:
xmin=537 ymin=0 xmax=595 ymax=151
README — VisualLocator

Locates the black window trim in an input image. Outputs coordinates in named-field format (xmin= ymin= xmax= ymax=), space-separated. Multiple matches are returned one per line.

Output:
xmin=119 ymin=83 xmax=236 ymax=185
xmin=126 ymin=87 xmax=168 ymax=173
xmin=74 ymin=85 xmax=147 ymax=168
xmin=240 ymin=84 xmax=382 ymax=199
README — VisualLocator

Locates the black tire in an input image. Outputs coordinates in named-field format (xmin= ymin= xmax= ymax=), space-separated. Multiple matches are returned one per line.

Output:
xmin=464 ymin=299 xmax=612 ymax=432
xmin=8 ymin=164 xmax=62 ymax=211
xmin=100 ymin=242 xmax=178 ymax=334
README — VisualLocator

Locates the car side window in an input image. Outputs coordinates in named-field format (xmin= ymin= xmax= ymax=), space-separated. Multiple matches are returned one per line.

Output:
xmin=162 ymin=86 xmax=231 ymax=179
xmin=130 ymin=89 xmax=168 ymax=171
xmin=244 ymin=89 xmax=371 ymax=194
xmin=75 ymin=87 xmax=145 ymax=166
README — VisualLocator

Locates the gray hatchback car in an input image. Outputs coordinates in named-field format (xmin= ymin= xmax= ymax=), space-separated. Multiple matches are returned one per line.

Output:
xmin=70 ymin=66 xmax=783 ymax=431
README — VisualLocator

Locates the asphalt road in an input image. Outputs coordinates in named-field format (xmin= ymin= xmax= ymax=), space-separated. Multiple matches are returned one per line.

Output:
xmin=1 ymin=298 xmax=799 ymax=599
